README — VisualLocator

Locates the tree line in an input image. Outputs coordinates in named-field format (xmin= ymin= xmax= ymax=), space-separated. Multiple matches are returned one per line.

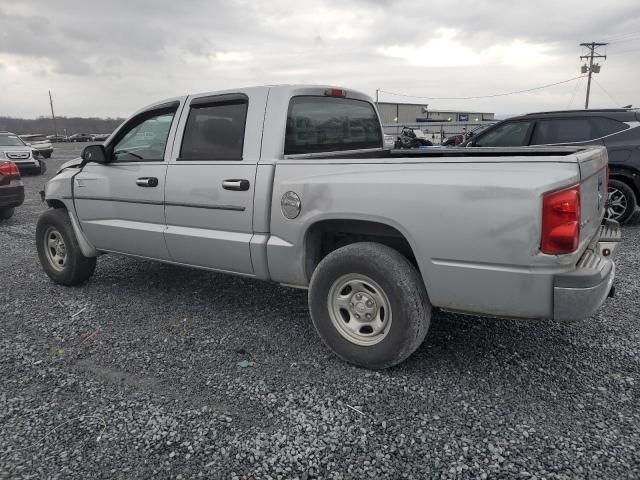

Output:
xmin=0 ymin=116 xmax=125 ymax=136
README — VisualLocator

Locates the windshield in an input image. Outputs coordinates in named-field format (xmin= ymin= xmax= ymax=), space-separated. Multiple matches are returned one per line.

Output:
xmin=0 ymin=135 xmax=27 ymax=147
xmin=23 ymin=135 xmax=47 ymax=142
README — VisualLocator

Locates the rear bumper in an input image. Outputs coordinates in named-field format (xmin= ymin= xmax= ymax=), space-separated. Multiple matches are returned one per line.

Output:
xmin=15 ymin=160 xmax=40 ymax=172
xmin=553 ymin=219 xmax=621 ymax=321
xmin=0 ymin=183 xmax=25 ymax=208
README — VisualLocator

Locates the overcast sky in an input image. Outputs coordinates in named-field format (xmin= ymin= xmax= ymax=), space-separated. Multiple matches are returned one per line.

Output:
xmin=1 ymin=0 xmax=639 ymax=118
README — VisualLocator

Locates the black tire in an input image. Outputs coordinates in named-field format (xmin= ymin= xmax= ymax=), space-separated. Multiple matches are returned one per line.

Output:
xmin=44 ymin=152 xmax=52 ymax=159
xmin=607 ymin=179 xmax=637 ymax=224
xmin=36 ymin=208 xmax=96 ymax=286
xmin=309 ymin=242 xmax=431 ymax=369
xmin=0 ymin=207 xmax=15 ymax=220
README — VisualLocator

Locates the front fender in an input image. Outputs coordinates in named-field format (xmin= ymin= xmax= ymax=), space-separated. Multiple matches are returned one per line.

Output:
xmin=43 ymin=169 xmax=100 ymax=258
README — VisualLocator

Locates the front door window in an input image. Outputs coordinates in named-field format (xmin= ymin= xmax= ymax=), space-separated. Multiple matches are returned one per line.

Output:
xmin=112 ymin=110 xmax=176 ymax=162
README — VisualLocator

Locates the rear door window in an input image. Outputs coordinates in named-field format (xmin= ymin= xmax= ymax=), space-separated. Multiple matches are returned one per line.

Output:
xmin=179 ymin=95 xmax=248 ymax=161
xmin=285 ymin=97 xmax=382 ymax=154
xmin=530 ymin=118 xmax=595 ymax=145
xmin=592 ymin=117 xmax=629 ymax=137
xmin=474 ymin=121 xmax=533 ymax=147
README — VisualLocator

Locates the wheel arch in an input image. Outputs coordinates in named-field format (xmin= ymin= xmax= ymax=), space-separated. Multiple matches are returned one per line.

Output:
xmin=39 ymin=202 xmax=101 ymax=258
xmin=46 ymin=199 xmax=67 ymax=209
xmin=303 ymin=217 xmax=422 ymax=283
xmin=609 ymin=167 xmax=640 ymax=200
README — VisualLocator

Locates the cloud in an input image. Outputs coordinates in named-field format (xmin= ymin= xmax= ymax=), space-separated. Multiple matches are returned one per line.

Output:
xmin=0 ymin=0 xmax=638 ymax=117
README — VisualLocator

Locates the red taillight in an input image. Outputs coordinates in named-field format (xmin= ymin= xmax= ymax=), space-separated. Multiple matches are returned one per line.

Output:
xmin=0 ymin=161 xmax=20 ymax=179
xmin=324 ymin=88 xmax=347 ymax=98
xmin=541 ymin=184 xmax=581 ymax=254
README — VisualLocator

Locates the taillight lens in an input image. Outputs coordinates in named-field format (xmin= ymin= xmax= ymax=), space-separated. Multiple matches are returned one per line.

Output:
xmin=541 ymin=184 xmax=581 ymax=254
xmin=0 ymin=161 xmax=20 ymax=179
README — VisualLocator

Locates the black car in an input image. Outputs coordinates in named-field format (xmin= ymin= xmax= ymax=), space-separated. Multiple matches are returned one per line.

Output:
xmin=463 ymin=108 xmax=640 ymax=223
xmin=68 ymin=133 xmax=94 ymax=142
xmin=0 ymin=161 xmax=25 ymax=220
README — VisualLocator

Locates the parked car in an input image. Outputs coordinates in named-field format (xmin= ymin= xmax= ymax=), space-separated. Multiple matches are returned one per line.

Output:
xmin=91 ymin=133 xmax=110 ymax=142
xmin=0 ymin=161 xmax=24 ymax=220
xmin=0 ymin=132 xmax=46 ymax=175
xmin=20 ymin=134 xmax=54 ymax=158
xmin=68 ymin=133 xmax=93 ymax=142
xmin=47 ymin=135 xmax=68 ymax=143
xmin=37 ymin=85 xmax=618 ymax=368
xmin=462 ymin=108 xmax=640 ymax=223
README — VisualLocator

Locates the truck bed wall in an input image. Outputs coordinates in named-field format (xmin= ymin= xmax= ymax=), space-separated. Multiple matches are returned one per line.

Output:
xmin=267 ymin=157 xmax=586 ymax=319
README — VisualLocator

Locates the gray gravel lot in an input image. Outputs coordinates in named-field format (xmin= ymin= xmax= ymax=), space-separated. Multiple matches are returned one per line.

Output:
xmin=1 ymin=143 xmax=639 ymax=479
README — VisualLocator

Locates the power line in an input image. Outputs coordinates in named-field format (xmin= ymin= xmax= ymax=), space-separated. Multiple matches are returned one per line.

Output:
xmin=600 ymin=30 xmax=640 ymax=43
xmin=609 ymin=46 xmax=640 ymax=55
xmin=378 ymin=76 xmax=585 ymax=101
xmin=608 ymin=35 xmax=640 ymax=45
xmin=592 ymin=77 xmax=620 ymax=106
xmin=567 ymin=75 xmax=584 ymax=109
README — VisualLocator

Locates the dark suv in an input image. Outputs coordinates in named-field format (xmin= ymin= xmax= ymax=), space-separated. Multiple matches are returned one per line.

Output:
xmin=463 ymin=108 xmax=640 ymax=223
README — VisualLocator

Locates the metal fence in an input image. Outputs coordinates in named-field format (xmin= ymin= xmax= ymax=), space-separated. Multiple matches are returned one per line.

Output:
xmin=383 ymin=121 xmax=498 ymax=144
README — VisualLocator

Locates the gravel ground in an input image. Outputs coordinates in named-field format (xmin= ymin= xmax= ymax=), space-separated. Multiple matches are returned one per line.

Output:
xmin=1 ymin=143 xmax=639 ymax=479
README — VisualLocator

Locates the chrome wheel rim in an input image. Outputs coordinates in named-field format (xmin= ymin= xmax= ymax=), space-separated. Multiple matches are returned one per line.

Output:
xmin=606 ymin=187 xmax=627 ymax=220
xmin=43 ymin=227 xmax=67 ymax=272
xmin=327 ymin=274 xmax=392 ymax=346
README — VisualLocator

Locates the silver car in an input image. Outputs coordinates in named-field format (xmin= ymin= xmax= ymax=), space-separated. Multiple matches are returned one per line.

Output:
xmin=0 ymin=132 xmax=46 ymax=175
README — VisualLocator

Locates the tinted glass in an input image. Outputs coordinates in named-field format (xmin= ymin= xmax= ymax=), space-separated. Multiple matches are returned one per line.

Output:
xmin=530 ymin=118 xmax=594 ymax=144
xmin=593 ymin=117 xmax=629 ymax=136
xmin=23 ymin=135 xmax=47 ymax=142
xmin=0 ymin=135 xmax=26 ymax=147
xmin=180 ymin=101 xmax=248 ymax=161
xmin=113 ymin=111 xmax=176 ymax=162
xmin=285 ymin=97 xmax=382 ymax=154
xmin=475 ymin=121 xmax=532 ymax=147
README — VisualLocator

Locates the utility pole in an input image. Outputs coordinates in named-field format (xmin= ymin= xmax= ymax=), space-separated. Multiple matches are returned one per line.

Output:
xmin=48 ymin=90 xmax=58 ymax=137
xmin=580 ymin=42 xmax=607 ymax=109
xmin=375 ymin=88 xmax=380 ymax=103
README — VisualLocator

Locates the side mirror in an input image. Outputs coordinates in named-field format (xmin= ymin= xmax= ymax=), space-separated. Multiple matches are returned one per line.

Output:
xmin=81 ymin=144 xmax=108 ymax=164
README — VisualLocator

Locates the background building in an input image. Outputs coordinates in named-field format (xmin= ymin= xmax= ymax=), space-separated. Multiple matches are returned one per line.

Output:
xmin=376 ymin=102 xmax=496 ymax=142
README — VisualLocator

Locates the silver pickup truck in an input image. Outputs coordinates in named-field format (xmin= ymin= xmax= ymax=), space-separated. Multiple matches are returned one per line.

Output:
xmin=37 ymin=85 xmax=620 ymax=368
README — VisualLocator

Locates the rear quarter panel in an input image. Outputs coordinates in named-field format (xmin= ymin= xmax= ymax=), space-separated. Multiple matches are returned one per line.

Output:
xmin=268 ymin=157 xmax=583 ymax=318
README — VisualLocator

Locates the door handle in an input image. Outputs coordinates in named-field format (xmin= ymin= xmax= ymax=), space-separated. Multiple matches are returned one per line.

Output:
xmin=222 ymin=179 xmax=250 ymax=191
xmin=136 ymin=177 xmax=158 ymax=187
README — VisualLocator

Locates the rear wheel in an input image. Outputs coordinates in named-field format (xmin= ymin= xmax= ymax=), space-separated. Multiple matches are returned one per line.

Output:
xmin=36 ymin=209 xmax=96 ymax=285
xmin=0 ymin=207 xmax=15 ymax=220
xmin=607 ymin=179 xmax=637 ymax=224
xmin=309 ymin=242 xmax=431 ymax=369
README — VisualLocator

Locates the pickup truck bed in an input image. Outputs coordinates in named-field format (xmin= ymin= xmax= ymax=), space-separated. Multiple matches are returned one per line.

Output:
xmin=267 ymin=145 xmax=612 ymax=321
xmin=38 ymin=85 xmax=619 ymax=368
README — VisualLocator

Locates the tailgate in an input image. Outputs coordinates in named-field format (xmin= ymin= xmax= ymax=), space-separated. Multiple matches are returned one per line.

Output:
xmin=577 ymin=147 xmax=608 ymax=246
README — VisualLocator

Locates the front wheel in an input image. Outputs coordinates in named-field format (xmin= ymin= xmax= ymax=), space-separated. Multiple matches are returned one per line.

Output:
xmin=0 ymin=207 xmax=15 ymax=220
xmin=36 ymin=209 xmax=97 ymax=285
xmin=309 ymin=242 xmax=431 ymax=369
xmin=607 ymin=179 xmax=637 ymax=224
